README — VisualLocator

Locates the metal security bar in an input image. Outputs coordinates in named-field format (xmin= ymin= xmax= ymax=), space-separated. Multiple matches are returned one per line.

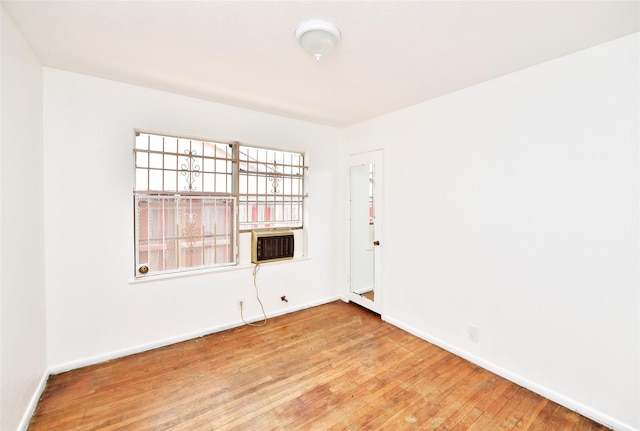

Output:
xmin=135 ymin=133 xmax=234 ymax=194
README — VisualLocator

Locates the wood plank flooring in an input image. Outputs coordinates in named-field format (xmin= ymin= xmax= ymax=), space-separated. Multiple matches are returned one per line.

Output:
xmin=29 ymin=301 xmax=610 ymax=430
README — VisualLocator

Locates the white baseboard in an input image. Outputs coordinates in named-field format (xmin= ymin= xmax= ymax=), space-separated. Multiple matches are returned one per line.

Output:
xmin=382 ymin=314 xmax=637 ymax=431
xmin=49 ymin=295 xmax=340 ymax=375
xmin=17 ymin=369 xmax=49 ymax=431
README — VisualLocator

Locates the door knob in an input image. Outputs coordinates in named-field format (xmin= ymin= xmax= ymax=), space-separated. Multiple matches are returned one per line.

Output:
xmin=373 ymin=240 xmax=380 ymax=246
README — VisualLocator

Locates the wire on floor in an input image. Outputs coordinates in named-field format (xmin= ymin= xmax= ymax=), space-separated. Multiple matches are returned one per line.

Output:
xmin=240 ymin=263 xmax=267 ymax=327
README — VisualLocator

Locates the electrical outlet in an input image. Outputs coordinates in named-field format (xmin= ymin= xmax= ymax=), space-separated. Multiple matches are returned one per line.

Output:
xmin=468 ymin=325 xmax=479 ymax=343
xmin=237 ymin=297 xmax=245 ymax=311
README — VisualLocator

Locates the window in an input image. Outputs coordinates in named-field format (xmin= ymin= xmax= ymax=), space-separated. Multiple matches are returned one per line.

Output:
xmin=134 ymin=131 xmax=305 ymax=278
xmin=238 ymin=146 xmax=305 ymax=230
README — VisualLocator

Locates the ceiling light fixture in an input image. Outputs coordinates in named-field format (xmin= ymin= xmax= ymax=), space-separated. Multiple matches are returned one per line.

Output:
xmin=295 ymin=20 xmax=341 ymax=61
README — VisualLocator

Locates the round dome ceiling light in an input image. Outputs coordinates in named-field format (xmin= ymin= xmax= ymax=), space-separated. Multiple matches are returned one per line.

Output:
xmin=294 ymin=20 xmax=341 ymax=61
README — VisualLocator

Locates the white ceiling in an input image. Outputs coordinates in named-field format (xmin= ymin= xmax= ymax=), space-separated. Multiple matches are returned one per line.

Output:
xmin=3 ymin=1 xmax=639 ymax=127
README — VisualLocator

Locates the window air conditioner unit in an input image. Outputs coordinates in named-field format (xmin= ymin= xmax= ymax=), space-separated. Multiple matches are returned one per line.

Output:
xmin=251 ymin=230 xmax=294 ymax=263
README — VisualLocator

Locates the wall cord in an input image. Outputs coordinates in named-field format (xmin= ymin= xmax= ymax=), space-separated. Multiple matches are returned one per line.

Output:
xmin=240 ymin=264 xmax=268 ymax=327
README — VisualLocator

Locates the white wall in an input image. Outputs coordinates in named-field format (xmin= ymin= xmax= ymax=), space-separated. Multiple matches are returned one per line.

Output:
xmin=43 ymin=68 xmax=343 ymax=370
xmin=0 ymin=6 xmax=48 ymax=431
xmin=345 ymin=34 xmax=639 ymax=430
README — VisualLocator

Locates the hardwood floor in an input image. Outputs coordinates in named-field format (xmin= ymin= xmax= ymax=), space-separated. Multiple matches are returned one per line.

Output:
xmin=29 ymin=301 xmax=609 ymax=430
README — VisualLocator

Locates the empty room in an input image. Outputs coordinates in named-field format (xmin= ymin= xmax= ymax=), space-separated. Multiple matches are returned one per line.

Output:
xmin=1 ymin=1 xmax=638 ymax=430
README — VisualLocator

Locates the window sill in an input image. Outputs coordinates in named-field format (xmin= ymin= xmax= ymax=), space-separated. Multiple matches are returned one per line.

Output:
xmin=129 ymin=257 xmax=311 ymax=284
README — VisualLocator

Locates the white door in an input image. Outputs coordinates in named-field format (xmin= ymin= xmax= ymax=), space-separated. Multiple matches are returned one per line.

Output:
xmin=348 ymin=150 xmax=383 ymax=314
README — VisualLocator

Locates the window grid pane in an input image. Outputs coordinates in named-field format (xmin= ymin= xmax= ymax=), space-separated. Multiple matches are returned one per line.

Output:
xmin=238 ymin=146 xmax=304 ymax=230
xmin=135 ymin=133 xmax=233 ymax=194
xmin=135 ymin=195 xmax=237 ymax=277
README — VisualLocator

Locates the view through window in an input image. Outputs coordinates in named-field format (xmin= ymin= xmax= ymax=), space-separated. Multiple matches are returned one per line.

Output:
xmin=134 ymin=131 xmax=305 ymax=278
